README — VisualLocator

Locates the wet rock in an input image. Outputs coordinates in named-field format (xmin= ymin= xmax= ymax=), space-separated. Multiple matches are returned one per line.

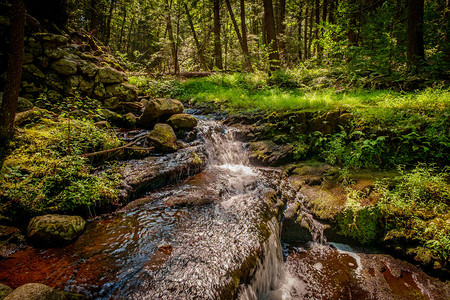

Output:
xmin=167 ymin=113 xmax=198 ymax=130
xmin=105 ymin=83 xmax=137 ymax=102
xmin=97 ymin=66 xmax=125 ymax=84
xmin=249 ymin=140 xmax=293 ymax=166
xmin=164 ymin=192 xmax=214 ymax=208
xmin=0 ymin=225 xmax=25 ymax=257
xmin=119 ymin=144 xmax=206 ymax=201
xmin=147 ymin=123 xmax=178 ymax=152
xmin=144 ymin=245 xmax=173 ymax=272
xmin=4 ymin=283 xmax=84 ymax=300
xmin=50 ymin=59 xmax=77 ymax=76
xmin=138 ymin=98 xmax=184 ymax=129
xmin=27 ymin=214 xmax=86 ymax=246
xmin=0 ymin=283 xmax=12 ymax=299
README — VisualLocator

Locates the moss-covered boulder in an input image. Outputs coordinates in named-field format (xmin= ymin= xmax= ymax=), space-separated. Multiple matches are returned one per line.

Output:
xmin=4 ymin=283 xmax=83 ymax=300
xmin=147 ymin=123 xmax=178 ymax=152
xmin=105 ymin=83 xmax=137 ymax=102
xmin=97 ymin=66 xmax=126 ymax=84
xmin=138 ymin=98 xmax=184 ymax=129
xmin=27 ymin=215 xmax=86 ymax=246
xmin=78 ymin=61 xmax=99 ymax=77
xmin=50 ymin=58 xmax=77 ymax=76
xmin=167 ymin=113 xmax=198 ymax=130
xmin=0 ymin=283 xmax=12 ymax=299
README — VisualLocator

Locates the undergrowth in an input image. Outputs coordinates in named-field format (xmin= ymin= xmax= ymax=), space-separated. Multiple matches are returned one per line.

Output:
xmin=0 ymin=117 xmax=122 ymax=222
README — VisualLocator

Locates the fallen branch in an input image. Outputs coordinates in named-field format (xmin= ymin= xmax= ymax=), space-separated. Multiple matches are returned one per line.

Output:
xmin=82 ymin=136 xmax=151 ymax=158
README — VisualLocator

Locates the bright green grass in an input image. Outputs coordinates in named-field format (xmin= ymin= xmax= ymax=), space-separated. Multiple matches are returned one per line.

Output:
xmin=176 ymin=74 xmax=450 ymax=113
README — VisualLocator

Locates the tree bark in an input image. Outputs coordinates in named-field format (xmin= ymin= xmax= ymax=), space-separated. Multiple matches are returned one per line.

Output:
xmin=105 ymin=0 xmax=116 ymax=46
xmin=0 ymin=0 xmax=25 ymax=144
xmin=213 ymin=0 xmax=223 ymax=69
xmin=224 ymin=0 xmax=251 ymax=70
xmin=276 ymin=0 xmax=286 ymax=62
xmin=297 ymin=0 xmax=303 ymax=61
xmin=166 ymin=2 xmax=179 ymax=75
xmin=315 ymin=0 xmax=321 ymax=55
xmin=184 ymin=2 xmax=208 ymax=70
xmin=406 ymin=0 xmax=425 ymax=69
xmin=304 ymin=1 xmax=309 ymax=59
xmin=328 ymin=0 xmax=335 ymax=24
xmin=262 ymin=0 xmax=280 ymax=70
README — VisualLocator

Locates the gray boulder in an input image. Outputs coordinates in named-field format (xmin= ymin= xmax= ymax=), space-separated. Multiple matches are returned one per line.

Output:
xmin=27 ymin=214 xmax=86 ymax=246
xmin=50 ymin=59 xmax=78 ymax=76
xmin=147 ymin=123 xmax=178 ymax=152
xmin=97 ymin=66 xmax=125 ymax=84
xmin=138 ymin=98 xmax=184 ymax=129
xmin=167 ymin=113 xmax=198 ymax=130
xmin=105 ymin=83 xmax=137 ymax=102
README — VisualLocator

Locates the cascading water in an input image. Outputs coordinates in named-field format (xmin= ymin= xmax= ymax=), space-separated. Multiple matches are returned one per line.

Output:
xmin=1 ymin=118 xmax=447 ymax=299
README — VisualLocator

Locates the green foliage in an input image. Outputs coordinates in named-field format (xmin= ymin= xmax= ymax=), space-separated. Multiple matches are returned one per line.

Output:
xmin=128 ymin=75 xmax=184 ymax=98
xmin=337 ymin=189 xmax=383 ymax=244
xmin=0 ymin=118 xmax=122 ymax=221
xmin=376 ymin=165 xmax=450 ymax=264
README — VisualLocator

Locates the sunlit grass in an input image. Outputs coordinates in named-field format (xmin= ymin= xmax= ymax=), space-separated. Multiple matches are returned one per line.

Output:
xmin=178 ymin=74 xmax=450 ymax=113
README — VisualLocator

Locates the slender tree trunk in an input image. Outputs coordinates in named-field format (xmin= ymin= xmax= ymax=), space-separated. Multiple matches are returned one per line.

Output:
xmin=184 ymin=2 xmax=208 ymax=70
xmin=118 ymin=4 xmax=127 ymax=48
xmin=315 ymin=0 xmax=320 ymax=55
xmin=166 ymin=5 xmax=179 ymax=75
xmin=407 ymin=0 xmax=425 ymax=69
xmin=0 ymin=0 xmax=25 ymax=144
xmin=297 ymin=1 xmax=303 ymax=61
xmin=262 ymin=0 xmax=280 ymax=70
xmin=126 ymin=16 xmax=135 ymax=54
xmin=445 ymin=0 xmax=450 ymax=63
xmin=304 ymin=2 xmax=309 ymax=59
xmin=328 ymin=0 xmax=335 ymax=24
xmin=309 ymin=0 xmax=313 ymax=55
xmin=276 ymin=0 xmax=286 ymax=63
xmin=224 ymin=0 xmax=251 ymax=70
xmin=105 ymin=0 xmax=116 ymax=46
xmin=240 ymin=0 xmax=249 ymax=56
xmin=213 ymin=0 xmax=223 ymax=69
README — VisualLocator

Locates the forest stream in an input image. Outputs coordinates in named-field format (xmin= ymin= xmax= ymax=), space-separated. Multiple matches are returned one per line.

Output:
xmin=0 ymin=118 xmax=448 ymax=299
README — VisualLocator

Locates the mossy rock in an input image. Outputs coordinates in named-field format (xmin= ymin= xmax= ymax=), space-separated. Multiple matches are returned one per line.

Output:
xmin=138 ymin=98 xmax=184 ymax=129
xmin=50 ymin=59 xmax=78 ymax=76
xmin=0 ymin=283 xmax=12 ymax=299
xmin=97 ymin=66 xmax=125 ymax=84
xmin=105 ymin=83 xmax=137 ymax=102
xmin=167 ymin=113 xmax=198 ymax=130
xmin=147 ymin=123 xmax=178 ymax=153
xmin=4 ymin=283 xmax=84 ymax=300
xmin=27 ymin=214 xmax=86 ymax=246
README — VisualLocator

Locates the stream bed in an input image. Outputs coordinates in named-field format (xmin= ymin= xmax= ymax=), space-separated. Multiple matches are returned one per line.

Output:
xmin=0 ymin=119 xmax=448 ymax=299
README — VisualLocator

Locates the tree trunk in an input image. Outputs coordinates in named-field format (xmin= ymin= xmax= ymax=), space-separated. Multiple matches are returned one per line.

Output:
xmin=224 ymin=0 xmax=251 ymax=70
xmin=304 ymin=2 xmax=309 ymax=59
xmin=240 ymin=0 xmax=250 ymax=57
xmin=276 ymin=0 xmax=286 ymax=62
xmin=407 ymin=0 xmax=425 ymax=69
xmin=262 ymin=0 xmax=279 ymax=70
xmin=309 ymin=0 xmax=313 ymax=55
xmin=105 ymin=0 xmax=116 ymax=46
xmin=184 ymin=2 xmax=208 ymax=70
xmin=297 ymin=1 xmax=302 ymax=61
xmin=118 ymin=4 xmax=127 ymax=48
xmin=213 ymin=0 xmax=223 ymax=69
xmin=315 ymin=0 xmax=320 ymax=55
xmin=0 ymin=0 xmax=25 ymax=144
xmin=328 ymin=0 xmax=335 ymax=24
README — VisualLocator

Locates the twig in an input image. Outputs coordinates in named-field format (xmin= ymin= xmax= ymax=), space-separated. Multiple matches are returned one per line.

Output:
xmin=81 ymin=135 xmax=149 ymax=158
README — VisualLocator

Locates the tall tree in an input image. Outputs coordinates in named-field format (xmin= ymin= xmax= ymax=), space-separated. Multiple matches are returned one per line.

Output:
xmin=166 ymin=1 xmax=179 ymax=74
xmin=105 ymin=0 xmax=117 ymax=45
xmin=315 ymin=0 xmax=320 ymax=55
xmin=224 ymin=0 xmax=251 ymax=70
xmin=213 ymin=0 xmax=223 ymax=69
xmin=297 ymin=0 xmax=303 ymax=61
xmin=304 ymin=1 xmax=309 ymax=59
xmin=0 ymin=0 xmax=25 ymax=144
xmin=406 ymin=0 xmax=425 ymax=69
xmin=262 ymin=0 xmax=280 ymax=69
xmin=184 ymin=2 xmax=208 ymax=70
xmin=276 ymin=0 xmax=286 ymax=61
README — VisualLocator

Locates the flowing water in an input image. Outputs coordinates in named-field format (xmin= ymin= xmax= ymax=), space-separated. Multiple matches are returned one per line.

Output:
xmin=0 ymin=119 xmax=448 ymax=299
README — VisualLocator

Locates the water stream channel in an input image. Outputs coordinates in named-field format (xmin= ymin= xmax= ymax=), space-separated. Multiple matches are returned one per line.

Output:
xmin=0 ymin=118 xmax=448 ymax=299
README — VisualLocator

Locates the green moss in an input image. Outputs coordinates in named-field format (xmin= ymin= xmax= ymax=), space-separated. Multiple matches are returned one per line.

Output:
xmin=0 ymin=118 xmax=123 ymax=221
